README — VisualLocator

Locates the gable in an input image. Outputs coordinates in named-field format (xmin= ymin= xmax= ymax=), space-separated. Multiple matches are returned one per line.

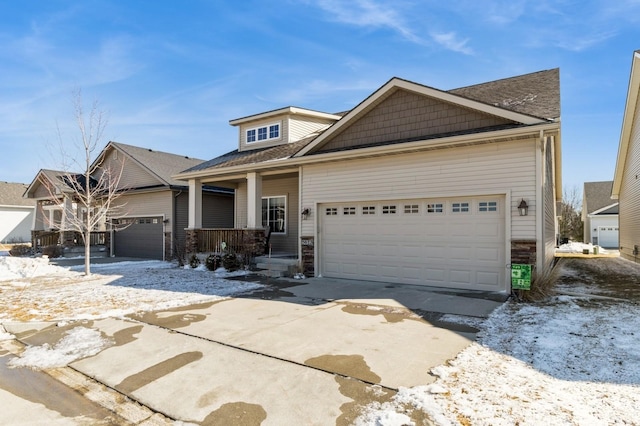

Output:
xmin=315 ymin=88 xmax=515 ymax=153
xmin=101 ymin=147 xmax=163 ymax=191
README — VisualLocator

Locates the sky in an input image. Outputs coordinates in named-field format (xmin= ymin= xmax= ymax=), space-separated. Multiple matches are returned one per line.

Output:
xmin=1 ymin=1 xmax=640 ymax=197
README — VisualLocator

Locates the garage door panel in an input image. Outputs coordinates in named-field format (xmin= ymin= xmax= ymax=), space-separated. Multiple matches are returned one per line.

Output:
xmin=114 ymin=216 xmax=163 ymax=260
xmin=320 ymin=196 xmax=506 ymax=291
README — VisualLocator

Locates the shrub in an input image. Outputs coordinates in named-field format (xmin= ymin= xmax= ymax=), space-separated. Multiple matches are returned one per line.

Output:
xmin=42 ymin=245 xmax=62 ymax=258
xmin=519 ymin=262 xmax=561 ymax=302
xmin=222 ymin=252 xmax=241 ymax=272
xmin=9 ymin=244 xmax=31 ymax=257
xmin=205 ymin=254 xmax=222 ymax=271
xmin=188 ymin=254 xmax=201 ymax=269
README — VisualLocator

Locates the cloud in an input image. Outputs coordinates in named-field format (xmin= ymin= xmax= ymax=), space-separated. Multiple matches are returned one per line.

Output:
xmin=311 ymin=0 xmax=425 ymax=44
xmin=430 ymin=31 xmax=473 ymax=55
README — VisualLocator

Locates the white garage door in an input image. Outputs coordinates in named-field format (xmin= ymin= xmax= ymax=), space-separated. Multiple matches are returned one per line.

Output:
xmin=597 ymin=226 xmax=619 ymax=248
xmin=320 ymin=196 xmax=506 ymax=291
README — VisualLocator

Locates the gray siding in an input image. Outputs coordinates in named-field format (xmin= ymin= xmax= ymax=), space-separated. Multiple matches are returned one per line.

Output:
xmin=262 ymin=176 xmax=299 ymax=254
xmin=175 ymin=191 xmax=234 ymax=252
xmin=318 ymin=89 xmax=513 ymax=152
xmin=289 ymin=115 xmax=335 ymax=141
xmin=100 ymin=149 xmax=162 ymax=190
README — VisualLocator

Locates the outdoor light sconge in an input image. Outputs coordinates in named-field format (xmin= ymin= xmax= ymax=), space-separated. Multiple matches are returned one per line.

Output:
xmin=301 ymin=207 xmax=310 ymax=220
xmin=518 ymin=199 xmax=529 ymax=216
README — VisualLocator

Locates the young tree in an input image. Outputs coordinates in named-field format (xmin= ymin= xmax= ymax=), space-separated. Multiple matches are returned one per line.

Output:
xmin=558 ymin=185 xmax=584 ymax=242
xmin=42 ymin=90 xmax=126 ymax=275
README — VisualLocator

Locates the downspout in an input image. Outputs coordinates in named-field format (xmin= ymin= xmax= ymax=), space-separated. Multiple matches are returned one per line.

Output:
xmin=535 ymin=129 xmax=545 ymax=271
xmin=298 ymin=166 xmax=303 ymax=265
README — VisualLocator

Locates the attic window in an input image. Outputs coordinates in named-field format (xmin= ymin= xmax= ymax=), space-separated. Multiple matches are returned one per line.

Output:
xmin=247 ymin=122 xmax=281 ymax=143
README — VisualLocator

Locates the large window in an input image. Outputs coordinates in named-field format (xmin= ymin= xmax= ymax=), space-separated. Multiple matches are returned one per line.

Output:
xmin=247 ymin=122 xmax=281 ymax=144
xmin=262 ymin=196 xmax=286 ymax=233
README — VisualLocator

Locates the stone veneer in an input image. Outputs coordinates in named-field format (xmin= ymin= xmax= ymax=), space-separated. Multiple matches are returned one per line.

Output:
xmin=301 ymin=236 xmax=315 ymax=277
xmin=511 ymin=239 xmax=537 ymax=265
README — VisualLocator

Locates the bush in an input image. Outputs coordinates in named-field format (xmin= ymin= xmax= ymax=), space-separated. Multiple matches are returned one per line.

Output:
xmin=188 ymin=254 xmax=201 ymax=269
xmin=222 ymin=252 xmax=241 ymax=272
xmin=9 ymin=244 xmax=31 ymax=257
xmin=205 ymin=254 xmax=222 ymax=271
xmin=41 ymin=245 xmax=62 ymax=258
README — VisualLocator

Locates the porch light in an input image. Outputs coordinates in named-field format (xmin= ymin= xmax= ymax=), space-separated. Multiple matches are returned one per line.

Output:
xmin=301 ymin=207 xmax=310 ymax=220
xmin=518 ymin=199 xmax=529 ymax=216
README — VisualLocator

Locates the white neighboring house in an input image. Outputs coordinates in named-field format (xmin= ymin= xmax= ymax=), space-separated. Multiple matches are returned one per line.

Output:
xmin=0 ymin=182 xmax=36 ymax=244
xmin=582 ymin=181 xmax=619 ymax=248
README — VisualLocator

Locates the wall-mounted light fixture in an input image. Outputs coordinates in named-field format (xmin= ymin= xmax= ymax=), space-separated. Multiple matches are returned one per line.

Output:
xmin=518 ymin=199 xmax=529 ymax=216
xmin=301 ymin=207 xmax=310 ymax=220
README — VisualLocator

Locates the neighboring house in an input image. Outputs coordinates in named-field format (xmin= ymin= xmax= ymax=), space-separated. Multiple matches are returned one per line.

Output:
xmin=176 ymin=69 xmax=561 ymax=294
xmin=0 ymin=182 xmax=36 ymax=244
xmin=613 ymin=50 xmax=640 ymax=262
xmin=25 ymin=142 xmax=234 ymax=260
xmin=582 ymin=181 xmax=619 ymax=248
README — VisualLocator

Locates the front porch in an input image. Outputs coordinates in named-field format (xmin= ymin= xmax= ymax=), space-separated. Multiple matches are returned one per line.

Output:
xmin=31 ymin=230 xmax=109 ymax=257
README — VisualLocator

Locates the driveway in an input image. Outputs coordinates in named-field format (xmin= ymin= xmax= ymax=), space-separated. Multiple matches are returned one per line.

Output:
xmin=3 ymin=277 xmax=505 ymax=425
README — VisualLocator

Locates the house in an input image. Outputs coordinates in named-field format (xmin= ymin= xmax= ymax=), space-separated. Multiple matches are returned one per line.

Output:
xmin=0 ymin=182 xmax=36 ymax=244
xmin=176 ymin=69 xmax=562 ymax=293
xmin=582 ymin=181 xmax=619 ymax=248
xmin=612 ymin=50 xmax=640 ymax=262
xmin=25 ymin=142 xmax=234 ymax=260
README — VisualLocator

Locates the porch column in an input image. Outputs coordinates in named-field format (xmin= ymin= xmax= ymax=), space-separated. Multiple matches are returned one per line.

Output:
xmin=188 ymin=178 xmax=203 ymax=229
xmin=61 ymin=196 xmax=73 ymax=230
xmin=247 ymin=172 xmax=262 ymax=228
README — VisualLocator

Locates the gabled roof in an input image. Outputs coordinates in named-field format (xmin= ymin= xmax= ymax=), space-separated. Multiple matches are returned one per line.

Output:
xmin=0 ymin=182 xmax=36 ymax=207
xmin=612 ymin=51 xmax=640 ymax=199
xmin=101 ymin=142 xmax=208 ymax=188
xmin=177 ymin=69 xmax=560 ymax=179
xmin=24 ymin=169 xmax=76 ymax=199
xmin=583 ymin=181 xmax=617 ymax=215
xmin=449 ymin=68 xmax=560 ymax=120
xmin=296 ymin=71 xmax=558 ymax=157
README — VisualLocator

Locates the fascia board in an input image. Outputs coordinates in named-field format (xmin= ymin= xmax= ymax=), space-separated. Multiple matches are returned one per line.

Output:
xmin=590 ymin=202 xmax=619 ymax=216
xmin=229 ymin=107 xmax=342 ymax=126
xmin=613 ymin=51 xmax=640 ymax=199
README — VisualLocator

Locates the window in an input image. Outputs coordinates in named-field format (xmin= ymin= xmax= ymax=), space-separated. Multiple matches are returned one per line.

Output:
xmin=246 ymin=122 xmax=281 ymax=144
xmin=362 ymin=206 xmax=376 ymax=215
xmin=343 ymin=207 xmax=356 ymax=215
xmin=427 ymin=203 xmax=444 ymax=213
xmin=404 ymin=204 xmax=419 ymax=214
xmin=262 ymin=196 xmax=286 ymax=233
xmin=479 ymin=201 xmax=498 ymax=212
xmin=382 ymin=205 xmax=397 ymax=214
xmin=452 ymin=202 xmax=470 ymax=213
xmin=326 ymin=207 xmax=338 ymax=216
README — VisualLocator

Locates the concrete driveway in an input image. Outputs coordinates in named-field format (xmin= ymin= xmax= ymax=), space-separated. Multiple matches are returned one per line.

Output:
xmin=4 ymin=277 xmax=505 ymax=425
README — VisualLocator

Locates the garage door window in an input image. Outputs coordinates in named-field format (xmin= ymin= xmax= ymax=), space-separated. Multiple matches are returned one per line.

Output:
xmin=478 ymin=201 xmax=498 ymax=212
xmin=404 ymin=204 xmax=419 ymax=214
xmin=427 ymin=203 xmax=444 ymax=214
xmin=326 ymin=207 xmax=338 ymax=216
xmin=362 ymin=206 xmax=376 ymax=215
xmin=451 ymin=202 xmax=469 ymax=213
xmin=343 ymin=207 xmax=356 ymax=215
xmin=382 ymin=205 xmax=397 ymax=215
xmin=262 ymin=196 xmax=286 ymax=233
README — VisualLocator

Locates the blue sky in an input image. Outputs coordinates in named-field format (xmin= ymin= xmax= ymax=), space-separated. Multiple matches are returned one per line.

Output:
xmin=1 ymin=1 xmax=639 ymax=196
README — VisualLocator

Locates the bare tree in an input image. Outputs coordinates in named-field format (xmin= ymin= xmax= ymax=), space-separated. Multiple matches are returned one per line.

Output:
xmin=558 ymin=185 xmax=584 ymax=242
xmin=42 ymin=90 xmax=126 ymax=275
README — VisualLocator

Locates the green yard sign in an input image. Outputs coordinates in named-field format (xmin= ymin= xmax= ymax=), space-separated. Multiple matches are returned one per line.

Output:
xmin=511 ymin=264 xmax=532 ymax=290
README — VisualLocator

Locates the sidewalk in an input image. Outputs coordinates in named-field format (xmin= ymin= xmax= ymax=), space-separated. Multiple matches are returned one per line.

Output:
xmin=3 ymin=278 xmax=506 ymax=425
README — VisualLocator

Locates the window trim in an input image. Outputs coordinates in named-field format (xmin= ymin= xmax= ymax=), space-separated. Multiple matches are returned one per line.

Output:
xmin=262 ymin=195 xmax=287 ymax=234
xmin=246 ymin=121 xmax=281 ymax=144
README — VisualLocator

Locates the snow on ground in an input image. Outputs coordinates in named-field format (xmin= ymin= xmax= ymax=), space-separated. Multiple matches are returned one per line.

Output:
xmin=0 ymin=257 xmax=263 ymax=322
xmin=8 ymin=327 xmax=112 ymax=369
xmin=3 ymin=256 xmax=640 ymax=425
xmin=555 ymin=241 xmax=609 ymax=254
xmin=357 ymin=294 xmax=640 ymax=425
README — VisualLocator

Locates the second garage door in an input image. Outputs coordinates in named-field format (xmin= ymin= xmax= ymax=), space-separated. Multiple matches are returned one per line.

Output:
xmin=320 ymin=196 xmax=506 ymax=291
xmin=113 ymin=216 xmax=164 ymax=260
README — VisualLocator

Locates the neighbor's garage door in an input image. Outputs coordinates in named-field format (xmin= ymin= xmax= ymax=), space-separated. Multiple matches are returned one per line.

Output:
xmin=320 ymin=196 xmax=506 ymax=291
xmin=113 ymin=216 xmax=163 ymax=259
xmin=597 ymin=226 xmax=619 ymax=248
